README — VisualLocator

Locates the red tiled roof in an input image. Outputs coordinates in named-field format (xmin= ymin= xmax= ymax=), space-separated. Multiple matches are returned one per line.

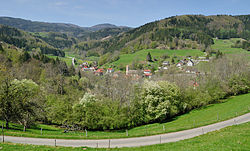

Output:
xmin=96 ymin=69 xmax=104 ymax=72
xmin=145 ymin=73 xmax=152 ymax=76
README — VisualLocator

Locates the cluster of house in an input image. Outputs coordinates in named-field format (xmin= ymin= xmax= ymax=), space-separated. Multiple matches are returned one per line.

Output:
xmin=79 ymin=62 xmax=153 ymax=78
xmin=125 ymin=65 xmax=152 ymax=78
xmin=79 ymin=56 xmax=209 ymax=78
xmin=158 ymin=61 xmax=170 ymax=70
xmin=176 ymin=59 xmax=195 ymax=68
xmin=157 ymin=59 xmax=194 ymax=71
xmin=157 ymin=58 xmax=204 ymax=75
xmin=80 ymin=62 xmax=111 ymax=76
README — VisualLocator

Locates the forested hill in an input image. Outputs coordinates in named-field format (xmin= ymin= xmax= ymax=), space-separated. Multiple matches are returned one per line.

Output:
xmin=0 ymin=25 xmax=65 ymax=56
xmin=74 ymin=15 xmax=250 ymax=55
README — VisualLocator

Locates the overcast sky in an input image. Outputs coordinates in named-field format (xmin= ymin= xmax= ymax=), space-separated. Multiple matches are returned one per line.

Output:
xmin=0 ymin=0 xmax=249 ymax=27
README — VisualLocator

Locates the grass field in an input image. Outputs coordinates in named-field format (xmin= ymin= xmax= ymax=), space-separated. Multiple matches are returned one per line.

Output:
xmin=0 ymin=122 xmax=249 ymax=151
xmin=105 ymin=49 xmax=205 ymax=68
xmin=211 ymin=38 xmax=250 ymax=55
xmin=1 ymin=93 xmax=249 ymax=140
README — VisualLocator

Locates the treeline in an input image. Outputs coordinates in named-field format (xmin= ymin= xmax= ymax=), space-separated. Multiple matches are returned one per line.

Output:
xmin=1 ymin=45 xmax=249 ymax=130
xmin=0 ymin=25 xmax=65 ymax=57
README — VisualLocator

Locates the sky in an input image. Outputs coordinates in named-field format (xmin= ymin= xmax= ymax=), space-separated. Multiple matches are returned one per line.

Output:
xmin=0 ymin=0 xmax=249 ymax=28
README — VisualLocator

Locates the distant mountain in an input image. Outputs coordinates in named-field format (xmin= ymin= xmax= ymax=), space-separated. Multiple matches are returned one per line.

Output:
xmin=0 ymin=17 xmax=87 ymax=36
xmin=88 ymin=23 xmax=130 ymax=31
xmin=0 ymin=17 xmax=131 ymax=39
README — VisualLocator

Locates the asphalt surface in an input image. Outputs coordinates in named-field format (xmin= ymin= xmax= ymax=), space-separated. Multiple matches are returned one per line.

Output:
xmin=1 ymin=112 xmax=250 ymax=148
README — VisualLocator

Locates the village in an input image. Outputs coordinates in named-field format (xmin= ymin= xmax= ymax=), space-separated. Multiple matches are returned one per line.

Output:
xmin=76 ymin=55 xmax=210 ymax=79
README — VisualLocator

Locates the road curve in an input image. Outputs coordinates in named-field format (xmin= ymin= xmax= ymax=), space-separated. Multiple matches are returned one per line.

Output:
xmin=2 ymin=113 xmax=250 ymax=148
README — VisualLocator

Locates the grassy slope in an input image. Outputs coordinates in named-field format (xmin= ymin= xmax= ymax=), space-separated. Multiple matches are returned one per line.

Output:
xmin=211 ymin=38 xmax=249 ymax=55
xmin=1 ymin=93 xmax=249 ymax=139
xmin=105 ymin=49 xmax=204 ymax=68
xmin=0 ymin=122 xmax=249 ymax=151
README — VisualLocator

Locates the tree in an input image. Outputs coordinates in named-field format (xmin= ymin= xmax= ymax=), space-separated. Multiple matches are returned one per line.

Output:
xmin=72 ymin=93 xmax=99 ymax=129
xmin=140 ymin=80 xmax=181 ymax=122
xmin=78 ymin=70 xmax=81 ymax=79
xmin=171 ymin=58 xmax=175 ymax=64
xmin=146 ymin=52 xmax=152 ymax=62
xmin=58 ymin=61 xmax=69 ymax=76
xmin=45 ymin=95 xmax=73 ymax=127
xmin=0 ymin=77 xmax=13 ymax=129
xmin=11 ymin=79 xmax=39 ymax=131
xmin=69 ymin=64 xmax=75 ymax=76
xmin=216 ymin=50 xmax=223 ymax=59
xmin=19 ymin=51 xmax=31 ymax=63
xmin=0 ymin=78 xmax=39 ymax=129
xmin=0 ymin=44 xmax=3 ymax=52
xmin=57 ymin=75 xmax=65 ymax=95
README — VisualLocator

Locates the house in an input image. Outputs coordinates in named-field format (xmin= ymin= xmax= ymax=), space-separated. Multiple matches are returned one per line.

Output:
xmin=82 ymin=66 xmax=89 ymax=71
xmin=144 ymin=69 xmax=152 ymax=78
xmin=187 ymin=60 xmax=194 ymax=66
xmin=162 ymin=67 xmax=168 ymax=70
xmin=176 ymin=62 xmax=183 ymax=67
xmin=107 ymin=68 xmax=114 ymax=73
xmin=82 ymin=62 xmax=88 ymax=66
xmin=89 ymin=67 xmax=97 ymax=71
xmin=94 ymin=68 xmax=104 ymax=76
xmin=162 ymin=61 xmax=170 ymax=66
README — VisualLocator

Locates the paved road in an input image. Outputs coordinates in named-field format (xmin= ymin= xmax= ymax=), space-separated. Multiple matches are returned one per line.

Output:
xmin=2 ymin=113 xmax=250 ymax=148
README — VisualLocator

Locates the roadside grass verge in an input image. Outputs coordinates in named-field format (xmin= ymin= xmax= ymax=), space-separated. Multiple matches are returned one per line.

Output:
xmin=1 ymin=93 xmax=249 ymax=139
xmin=1 ymin=122 xmax=249 ymax=151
